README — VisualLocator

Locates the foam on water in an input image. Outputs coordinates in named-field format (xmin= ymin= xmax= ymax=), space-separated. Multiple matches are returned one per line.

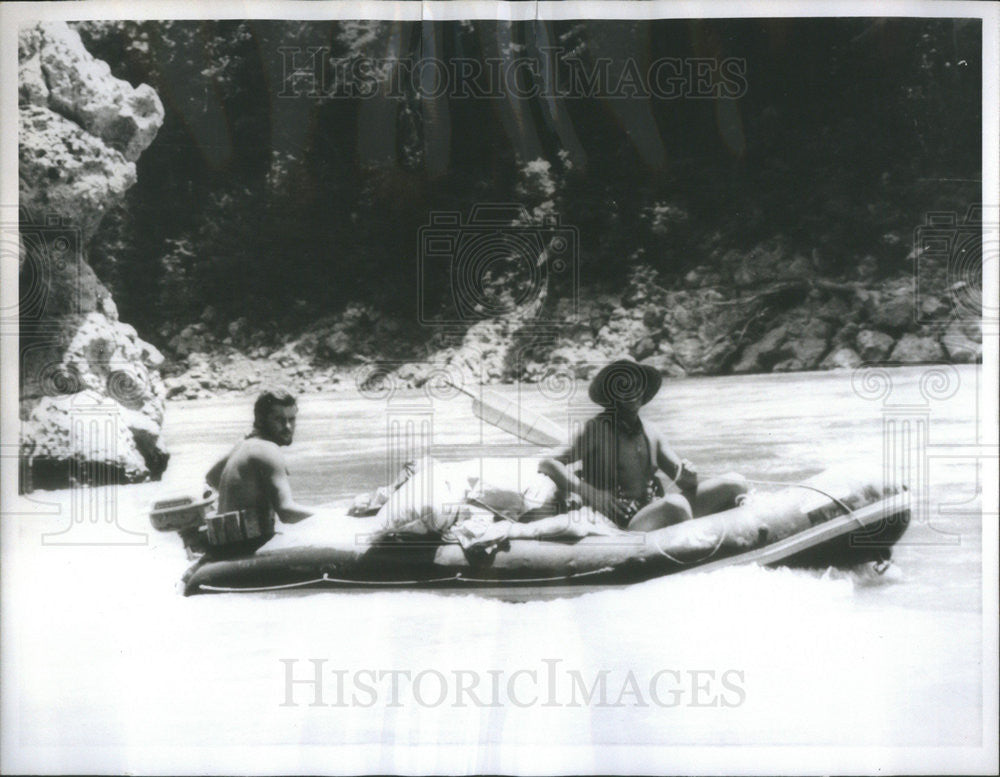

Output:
xmin=4 ymin=485 xmax=981 ymax=755
xmin=3 ymin=366 xmax=986 ymax=763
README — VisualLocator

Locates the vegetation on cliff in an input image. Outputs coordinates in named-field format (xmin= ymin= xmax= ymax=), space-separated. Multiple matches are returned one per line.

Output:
xmin=66 ymin=18 xmax=982 ymax=397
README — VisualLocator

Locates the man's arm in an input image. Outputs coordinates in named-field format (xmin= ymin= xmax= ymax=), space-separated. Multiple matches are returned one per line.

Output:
xmin=538 ymin=431 xmax=584 ymax=501
xmin=507 ymin=511 xmax=607 ymax=541
xmin=205 ymin=454 xmax=228 ymax=489
xmin=653 ymin=431 xmax=698 ymax=496
xmin=258 ymin=447 xmax=314 ymax=524
xmin=539 ymin=423 xmax=625 ymax=524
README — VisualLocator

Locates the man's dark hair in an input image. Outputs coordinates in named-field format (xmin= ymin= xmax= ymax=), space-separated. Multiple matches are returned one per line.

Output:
xmin=253 ymin=388 xmax=297 ymax=431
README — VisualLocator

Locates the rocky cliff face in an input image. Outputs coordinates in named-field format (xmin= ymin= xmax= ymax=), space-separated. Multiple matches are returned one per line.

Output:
xmin=18 ymin=22 xmax=167 ymax=491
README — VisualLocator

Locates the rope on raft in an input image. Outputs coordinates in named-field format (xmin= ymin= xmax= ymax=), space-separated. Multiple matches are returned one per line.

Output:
xmin=198 ymin=572 xmax=463 ymax=592
xmin=196 ymin=566 xmax=622 ymax=592
xmin=742 ymin=479 xmax=855 ymax=519
xmin=649 ymin=526 xmax=727 ymax=565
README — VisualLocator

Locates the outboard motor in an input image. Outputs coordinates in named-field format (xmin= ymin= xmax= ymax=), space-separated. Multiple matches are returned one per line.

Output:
xmin=150 ymin=490 xmax=215 ymax=558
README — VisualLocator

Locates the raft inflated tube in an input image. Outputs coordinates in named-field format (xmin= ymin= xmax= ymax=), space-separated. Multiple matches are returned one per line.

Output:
xmin=181 ymin=469 xmax=910 ymax=595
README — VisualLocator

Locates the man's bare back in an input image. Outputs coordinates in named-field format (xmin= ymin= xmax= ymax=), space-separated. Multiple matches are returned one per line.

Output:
xmin=205 ymin=393 xmax=313 ymax=536
xmin=216 ymin=437 xmax=286 ymax=530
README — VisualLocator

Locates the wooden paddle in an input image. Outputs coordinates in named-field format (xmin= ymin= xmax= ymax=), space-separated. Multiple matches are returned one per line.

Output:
xmin=446 ymin=382 xmax=852 ymax=522
xmin=445 ymin=382 xmax=566 ymax=448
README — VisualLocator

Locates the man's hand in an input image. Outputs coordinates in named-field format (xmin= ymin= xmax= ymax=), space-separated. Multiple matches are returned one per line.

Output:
xmin=539 ymin=457 xmax=622 ymax=523
xmin=676 ymin=458 xmax=699 ymax=495
xmin=580 ymin=483 xmax=624 ymax=524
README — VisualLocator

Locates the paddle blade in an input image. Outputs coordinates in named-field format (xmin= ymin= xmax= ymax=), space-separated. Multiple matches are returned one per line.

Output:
xmin=471 ymin=393 xmax=565 ymax=447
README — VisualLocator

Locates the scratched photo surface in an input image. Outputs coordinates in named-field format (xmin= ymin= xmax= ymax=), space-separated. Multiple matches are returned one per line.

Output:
xmin=1 ymin=2 xmax=997 ymax=775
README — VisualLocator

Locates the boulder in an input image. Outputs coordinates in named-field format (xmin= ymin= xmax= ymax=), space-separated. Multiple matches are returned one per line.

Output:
xmin=949 ymin=318 xmax=982 ymax=345
xmin=595 ymin=308 xmax=650 ymax=356
xmin=856 ymin=329 xmax=895 ymax=362
xmin=731 ymin=324 xmax=791 ymax=374
xmin=227 ymin=317 xmax=248 ymax=340
xmin=537 ymin=343 xmax=617 ymax=380
xmin=819 ymin=347 xmax=863 ymax=370
xmin=772 ymin=336 xmax=829 ymax=372
xmin=20 ymin=312 xmax=168 ymax=473
xmin=667 ymin=298 xmax=693 ymax=330
xmin=639 ymin=353 xmax=687 ymax=378
xmin=831 ymin=322 xmax=860 ymax=348
xmin=701 ymin=340 xmax=739 ymax=374
xmin=784 ymin=254 xmax=814 ymax=280
xmin=23 ymin=22 xmax=163 ymax=162
xmin=18 ymin=27 xmax=50 ymax=107
xmin=632 ymin=336 xmax=657 ymax=361
xmin=801 ymin=316 xmax=833 ymax=340
xmin=320 ymin=330 xmax=353 ymax=360
xmin=19 ymin=390 xmax=165 ymax=490
xmin=19 ymin=105 xmax=137 ymax=242
xmin=672 ymin=336 xmax=710 ymax=373
xmin=168 ymin=324 xmax=210 ymax=358
xmin=814 ymin=294 xmax=853 ymax=322
xmin=854 ymin=255 xmax=879 ymax=282
xmin=164 ymin=378 xmax=186 ymax=399
xmin=684 ymin=266 xmax=722 ymax=288
xmin=18 ymin=23 xmax=166 ymax=491
xmin=918 ymin=294 xmax=951 ymax=321
xmin=865 ymin=278 xmax=915 ymax=334
xmin=395 ymin=361 xmax=432 ymax=387
xmin=19 ymin=23 xmax=164 ymax=238
xmin=940 ymin=323 xmax=982 ymax=364
xmin=642 ymin=307 xmax=664 ymax=330
xmin=727 ymin=237 xmax=789 ymax=287
xmin=888 ymin=334 xmax=945 ymax=363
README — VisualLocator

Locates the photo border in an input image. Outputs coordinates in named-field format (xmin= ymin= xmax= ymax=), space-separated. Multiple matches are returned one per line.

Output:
xmin=1 ymin=1 xmax=996 ymax=775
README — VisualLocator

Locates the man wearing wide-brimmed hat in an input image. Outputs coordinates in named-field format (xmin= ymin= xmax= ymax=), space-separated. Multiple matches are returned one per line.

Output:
xmin=540 ymin=359 xmax=747 ymax=531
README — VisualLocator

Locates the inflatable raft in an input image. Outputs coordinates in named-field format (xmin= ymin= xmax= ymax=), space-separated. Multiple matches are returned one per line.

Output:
xmin=179 ymin=469 xmax=910 ymax=595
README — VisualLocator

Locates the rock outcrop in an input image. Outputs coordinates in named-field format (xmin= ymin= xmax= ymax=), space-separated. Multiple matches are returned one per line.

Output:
xmin=18 ymin=22 xmax=167 ymax=491
xmin=153 ymin=254 xmax=984 ymax=402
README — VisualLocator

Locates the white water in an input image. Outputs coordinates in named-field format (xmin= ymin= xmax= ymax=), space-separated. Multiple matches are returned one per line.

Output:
xmin=2 ymin=365 xmax=989 ymax=771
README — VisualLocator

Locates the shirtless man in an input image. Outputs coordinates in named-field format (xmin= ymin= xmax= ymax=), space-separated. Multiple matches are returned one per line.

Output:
xmin=540 ymin=359 xmax=747 ymax=532
xmin=205 ymin=388 xmax=314 ymax=543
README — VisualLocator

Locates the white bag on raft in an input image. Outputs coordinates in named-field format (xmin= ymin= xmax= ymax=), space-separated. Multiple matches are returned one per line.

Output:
xmin=375 ymin=458 xmax=560 ymax=534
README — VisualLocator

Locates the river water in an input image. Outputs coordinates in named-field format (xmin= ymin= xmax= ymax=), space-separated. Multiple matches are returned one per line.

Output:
xmin=2 ymin=365 xmax=990 ymax=771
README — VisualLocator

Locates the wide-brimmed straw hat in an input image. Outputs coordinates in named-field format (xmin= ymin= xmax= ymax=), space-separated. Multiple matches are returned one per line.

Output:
xmin=588 ymin=359 xmax=662 ymax=407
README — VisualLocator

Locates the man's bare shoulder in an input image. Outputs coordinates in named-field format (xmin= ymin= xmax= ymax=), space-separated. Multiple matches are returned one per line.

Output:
xmin=234 ymin=437 xmax=286 ymax=467
xmin=641 ymin=418 xmax=667 ymax=447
